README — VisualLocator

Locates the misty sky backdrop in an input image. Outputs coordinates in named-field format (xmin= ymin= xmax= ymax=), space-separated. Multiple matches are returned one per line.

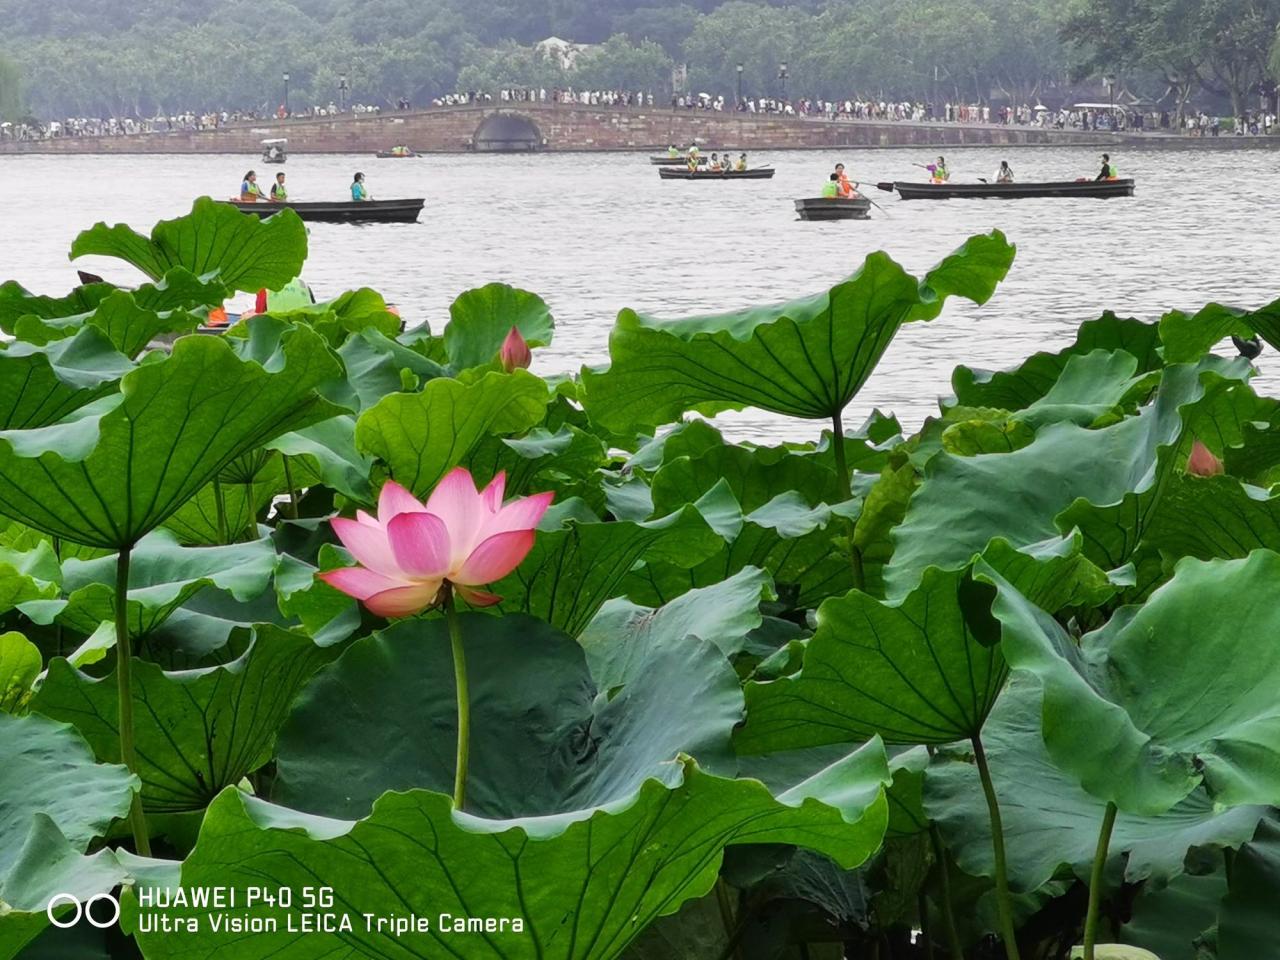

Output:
xmin=0 ymin=0 xmax=1277 ymax=118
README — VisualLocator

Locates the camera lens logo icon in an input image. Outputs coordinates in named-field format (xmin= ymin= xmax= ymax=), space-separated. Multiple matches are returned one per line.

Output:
xmin=47 ymin=892 xmax=121 ymax=929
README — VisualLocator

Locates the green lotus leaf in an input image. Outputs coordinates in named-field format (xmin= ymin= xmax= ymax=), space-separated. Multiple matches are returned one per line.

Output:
xmin=0 ymin=278 xmax=115 ymax=335
xmin=19 ymin=531 xmax=276 ymax=638
xmin=887 ymin=359 xmax=1246 ymax=598
xmin=481 ymin=500 xmax=723 ymax=636
xmin=266 ymin=416 xmax=374 ymax=505
xmin=1009 ymin=349 xmax=1151 ymax=428
xmin=882 ymin=747 xmax=931 ymax=840
xmin=0 ymin=632 xmax=41 ymax=714
xmin=1119 ymin=870 xmax=1224 ymax=960
xmin=582 ymin=231 xmax=1014 ymax=430
xmin=70 ymin=198 xmax=307 ymax=293
xmin=0 ymin=711 xmax=137 ymax=879
xmin=737 ymin=564 xmax=1007 ymax=752
xmin=949 ymin=313 xmax=1161 ymax=411
xmin=1160 ymin=298 xmax=1280 ymax=362
xmin=445 ymin=282 xmax=555 ymax=369
xmin=1216 ymin=819 xmax=1280 ymax=960
xmin=32 ymin=625 xmax=335 ymax=813
xmin=134 ymin=742 xmax=889 ymax=960
xmin=580 ymin=567 xmax=773 ymax=687
xmin=625 ymin=483 xmax=857 ymax=612
xmin=14 ymin=290 xmax=202 ymax=359
xmin=355 ymin=369 xmax=549 ymax=498
xmin=925 ymin=677 xmax=1266 ymax=894
xmin=0 ymin=815 xmax=178 ymax=960
xmin=466 ymin=424 xmax=608 ymax=500
xmin=987 ymin=550 xmax=1280 ymax=815
xmin=1145 ymin=475 xmax=1280 ymax=560
xmin=0 ymin=323 xmax=342 ymax=548
xmin=162 ymin=477 xmax=278 ymax=546
xmin=230 ymin=287 xmax=400 ymax=347
xmin=276 ymin=612 xmax=743 ymax=819
xmin=618 ymin=892 xmax=733 ymax=960
xmin=0 ymin=541 xmax=60 ymax=614
xmin=0 ymin=326 xmax=132 ymax=430
xmin=326 ymin=327 xmax=449 ymax=412
xmin=942 ymin=417 xmax=1036 ymax=456
xmin=274 ymin=546 xmax=360 ymax=647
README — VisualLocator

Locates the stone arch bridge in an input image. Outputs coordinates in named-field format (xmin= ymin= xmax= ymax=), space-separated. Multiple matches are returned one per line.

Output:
xmin=0 ymin=102 xmax=1104 ymax=155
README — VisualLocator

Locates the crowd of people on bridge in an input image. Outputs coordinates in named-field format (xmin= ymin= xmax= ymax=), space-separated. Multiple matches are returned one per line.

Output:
xmin=5 ymin=82 xmax=1277 ymax=143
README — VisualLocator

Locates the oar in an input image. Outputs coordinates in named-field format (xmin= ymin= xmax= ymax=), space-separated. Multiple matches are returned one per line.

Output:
xmin=875 ymin=182 xmax=896 ymax=192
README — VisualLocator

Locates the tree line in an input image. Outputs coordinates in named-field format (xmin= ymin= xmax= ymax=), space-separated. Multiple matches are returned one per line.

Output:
xmin=1 ymin=0 xmax=1278 ymax=120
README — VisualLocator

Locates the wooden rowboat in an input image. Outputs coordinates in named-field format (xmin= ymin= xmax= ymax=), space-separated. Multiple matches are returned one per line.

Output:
xmin=228 ymin=198 xmax=425 ymax=223
xmin=376 ymin=151 xmax=421 ymax=158
xmin=794 ymin=197 xmax=871 ymax=221
xmin=650 ymin=155 xmax=708 ymax=165
xmin=881 ymin=179 xmax=1135 ymax=200
xmin=659 ymin=167 xmax=775 ymax=180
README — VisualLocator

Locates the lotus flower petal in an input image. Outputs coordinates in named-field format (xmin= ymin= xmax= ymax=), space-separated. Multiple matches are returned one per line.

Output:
xmin=331 ymin=517 xmax=401 ymax=577
xmin=318 ymin=566 xmax=409 ymax=600
xmin=482 ymin=491 xmax=554 ymax=538
xmin=455 ymin=529 xmax=536 ymax=586
xmin=426 ymin=467 xmax=485 ymax=560
xmin=481 ymin=471 xmax=507 ymax=513
xmin=1187 ymin=440 xmax=1224 ymax=477
xmin=500 ymin=326 xmax=532 ymax=372
xmin=363 ymin=581 xmax=444 ymax=618
xmin=454 ymin=584 xmax=503 ymax=607
xmin=378 ymin=480 xmax=425 ymax=524
xmin=387 ymin=512 xmax=451 ymax=578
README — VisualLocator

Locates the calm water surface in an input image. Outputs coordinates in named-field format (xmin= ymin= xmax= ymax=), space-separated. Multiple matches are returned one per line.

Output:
xmin=3 ymin=147 xmax=1276 ymax=440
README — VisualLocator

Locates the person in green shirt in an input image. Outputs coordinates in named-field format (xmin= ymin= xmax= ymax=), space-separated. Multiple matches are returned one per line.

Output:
xmin=240 ymin=170 xmax=265 ymax=201
xmin=821 ymin=173 xmax=840 ymax=197
xmin=270 ymin=172 xmax=288 ymax=201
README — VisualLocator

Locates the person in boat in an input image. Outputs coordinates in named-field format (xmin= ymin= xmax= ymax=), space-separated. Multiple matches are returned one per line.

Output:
xmin=735 ymin=153 xmax=748 ymax=171
xmin=270 ymin=172 xmax=288 ymax=201
xmin=1095 ymin=153 xmax=1118 ymax=180
xmin=995 ymin=160 xmax=1014 ymax=183
xmin=687 ymin=152 xmax=701 ymax=172
xmin=668 ymin=144 xmax=679 ymax=158
xmin=240 ymin=170 xmax=265 ymax=201
xmin=351 ymin=172 xmax=371 ymax=201
xmin=834 ymin=163 xmax=859 ymax=198
xmin=822 ymin=173 xmax=840 ymax=198
xmin=926 ymin=156 xmax=949 ymax=182
xmin=688 ymin=143 xmax=701 ymax=162
xmin=709 ymin=152 xmax=722 ymax=171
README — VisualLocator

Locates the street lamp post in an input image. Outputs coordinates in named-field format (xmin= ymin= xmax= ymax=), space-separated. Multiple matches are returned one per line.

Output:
xmin=282 ymin=71 xmax=291 ymax=117
xmin=736 ymin=62 xmax=744 ymax=110
xmin=1103 ymin=73 xmax=1115 ymax=129
xmin=778 ymin=61 xmax=789 ymax=102
xmin=339 ymin=72 xmax=348 ymax=112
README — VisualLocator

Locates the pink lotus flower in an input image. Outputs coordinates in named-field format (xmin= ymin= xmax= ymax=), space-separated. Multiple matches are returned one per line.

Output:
xmin=500 ymin=326 xmax=532 ymax=372
xmin=1187 ymin=440 xmax=1224 ymax=477
xmin=319 ymin=468 xmax=553 ymax=617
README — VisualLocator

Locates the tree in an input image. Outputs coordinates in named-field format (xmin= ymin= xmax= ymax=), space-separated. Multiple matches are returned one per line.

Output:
xmin=573 ymin=35 xmax=673 ymax=91
xmin=0 ymin=52 xmax=21 ymax=120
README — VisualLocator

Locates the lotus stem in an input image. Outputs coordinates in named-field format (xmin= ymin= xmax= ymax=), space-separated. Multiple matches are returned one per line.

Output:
xmin=115 ymin=547 xmax=151 ymax=856
xmin=918 ymin=889 xmax=935 ymax=960
xmin=714 ymin=879 xmax=745 ymax=960
xmin=282 ymin=454 xmax=299 ymax=519
xmin=243 ymin=480 xmax=256 ymax=541
xmin=830 ymin=408 xmax=865 ymax=591
xmin=213 ymin=477 xmax=228 ymax=543
xmin=928 ymin=823 xmax=965 ymax=960
xmin=443 ymin=584 xmax=471 ymax=811
xmin=971 ymin=734 xmax=1019 ymax=960
xmin=1082 ymin=802 xmax=1118 ymax=960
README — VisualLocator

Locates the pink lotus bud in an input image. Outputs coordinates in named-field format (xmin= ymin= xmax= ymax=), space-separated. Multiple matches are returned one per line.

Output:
xmin=500 ymin=326 xmax=532 ymax=372
xmin=1187 ymin=440 xmax=1224 ymax=477
xmin=318 ymin=469 xmax=552 ymax=617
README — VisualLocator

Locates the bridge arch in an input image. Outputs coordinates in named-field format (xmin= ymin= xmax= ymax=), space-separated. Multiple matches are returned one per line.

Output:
xmin=472 ymin=112 xmax=544 ymax=152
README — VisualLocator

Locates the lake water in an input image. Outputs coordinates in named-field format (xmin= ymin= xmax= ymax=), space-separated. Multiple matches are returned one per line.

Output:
xmin=4 ymin=146 xmax=1276 ymax=441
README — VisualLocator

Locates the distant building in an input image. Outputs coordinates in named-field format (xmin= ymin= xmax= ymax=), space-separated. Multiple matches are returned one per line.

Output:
xmin=535 ymin=37 xmax=598 ymax=71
